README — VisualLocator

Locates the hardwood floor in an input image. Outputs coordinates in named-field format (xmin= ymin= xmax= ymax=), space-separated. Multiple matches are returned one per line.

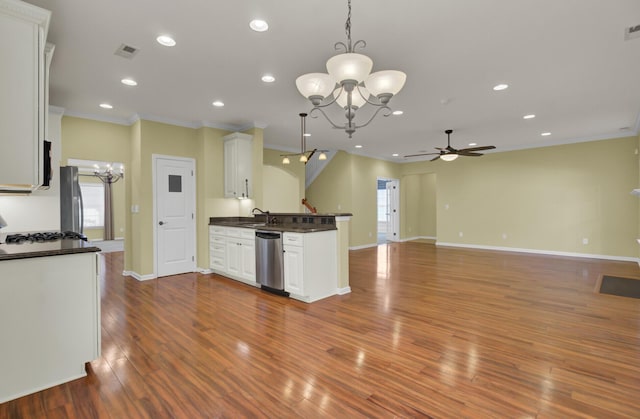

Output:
xmin=2 ymin=242 xmax=640 ymax=418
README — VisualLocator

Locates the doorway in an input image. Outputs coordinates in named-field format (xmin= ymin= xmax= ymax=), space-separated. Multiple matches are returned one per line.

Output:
xmin=377 ymin=178 xmax=400 ymax=244
xmin=153 ymin=155 xmax=196 ymax=277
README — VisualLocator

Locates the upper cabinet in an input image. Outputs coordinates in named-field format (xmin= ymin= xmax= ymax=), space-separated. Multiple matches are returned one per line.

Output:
xmin=223 ymin=132 xmax=253 ymax=199
xmin=0 ymin=0 xmax=51 ymax=192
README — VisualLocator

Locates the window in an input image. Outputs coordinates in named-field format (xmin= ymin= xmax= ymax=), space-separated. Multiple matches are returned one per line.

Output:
xmin=80 ymin=182 xmax=104 ymax=228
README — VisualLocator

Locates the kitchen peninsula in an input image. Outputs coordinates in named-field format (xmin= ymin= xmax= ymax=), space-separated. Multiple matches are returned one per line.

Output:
xmin=209 ymin=212 xmax=352 ymax=302
xmin=0 ymin=236 xmax=101 ymax=403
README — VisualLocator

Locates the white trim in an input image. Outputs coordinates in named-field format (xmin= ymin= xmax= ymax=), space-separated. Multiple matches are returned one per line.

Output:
xmin=335 ymin=215 xmax=352 ymax=222
xmin=337 ymin=286 xmax=351 ymax=295
xmin=49 ymin=105 xmax=65 ymax=116
xmin=349 ymin=243 xmax=378 ymax=250
xmin=435 ymin=242 xmax=639 ymax=263
xmin=122 ymin=271 xmax=157 ymax=281
xmin=633 ymin=111 xmax=640 ymax=134
xmin=197 ymin=267 xmax=214 ymax=274
xmin=63 ymin=109 xmax=132 ymax=126
xmin=152 ymin=155 xmax=197 ymax=278
xmin=402 ymin=236 xmax=437 ymax=242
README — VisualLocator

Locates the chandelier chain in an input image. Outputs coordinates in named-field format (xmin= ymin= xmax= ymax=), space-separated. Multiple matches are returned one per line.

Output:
xmin=345 ymin=0 xmax=352 ymax=51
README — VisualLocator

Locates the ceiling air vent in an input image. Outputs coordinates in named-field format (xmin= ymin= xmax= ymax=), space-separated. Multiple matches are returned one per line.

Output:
xmin=624 ymin=24 xmax=640 ymax=41
xmin=114 ymin=43 xmax=139 ymax=59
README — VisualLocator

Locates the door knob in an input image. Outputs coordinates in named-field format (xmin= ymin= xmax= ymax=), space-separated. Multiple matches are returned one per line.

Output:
xmin=159 ymin=221 xmax=166 ymax=225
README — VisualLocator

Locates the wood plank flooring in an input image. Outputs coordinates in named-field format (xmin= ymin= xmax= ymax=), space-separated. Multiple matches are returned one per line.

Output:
xmin=2 ymin=242 xmax=640 ymax=418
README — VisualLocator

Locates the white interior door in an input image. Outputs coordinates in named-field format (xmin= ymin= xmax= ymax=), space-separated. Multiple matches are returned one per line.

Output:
xmin=386 ymin=180 xmax=400 ymax=241
xmin=154 ymin=156 xmax=196 ymax=277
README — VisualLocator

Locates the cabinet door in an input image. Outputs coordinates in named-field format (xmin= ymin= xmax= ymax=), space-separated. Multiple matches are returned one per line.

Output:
xmin=225 ymin=239 xmax=241 ymax=277
xmin=223 ymin=140 xmax=237 ymax=198
xmin=239 ymin=239 xmax=256 ymax=282
xmin=0 ymin=10 xmax=41 ymax=188
xmin=284 ymin=245 xmax=304 ymax=295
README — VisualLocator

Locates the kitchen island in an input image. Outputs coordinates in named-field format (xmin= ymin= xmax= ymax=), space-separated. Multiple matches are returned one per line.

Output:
xmin=209 ymin=212 xmax=351 ymax=302
xmin=0 ymin=238 xmax=101 ymax=403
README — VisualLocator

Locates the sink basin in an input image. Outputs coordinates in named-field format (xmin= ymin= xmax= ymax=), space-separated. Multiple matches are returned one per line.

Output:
xmin=242 ymin=223 xmax=266 ymax=228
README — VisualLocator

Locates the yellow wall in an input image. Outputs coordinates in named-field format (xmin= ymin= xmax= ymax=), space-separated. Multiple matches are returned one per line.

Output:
xmin=307 ymin=136 xmax=639 ymax=257
xmin=62 ymin=116 xmax=266 ymax=276
xmin=306 ymin=151 xmax=400 ymax=246
xmin=263 ymin=148 xmax=305 ymax=212
xmin=61 ymin=116 xmax=128 ymax=242
xmin=402 ymin=172 xmax=436 ymax=239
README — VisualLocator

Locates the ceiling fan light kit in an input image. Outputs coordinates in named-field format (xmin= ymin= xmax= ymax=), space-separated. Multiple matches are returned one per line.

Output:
xmin=296 ymin=0 xmax=406 ymax=138
xmin=405 ymin=129 xmax=496 ymax=162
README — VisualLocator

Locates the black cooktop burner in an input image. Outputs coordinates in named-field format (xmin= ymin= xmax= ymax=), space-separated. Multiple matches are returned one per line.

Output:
xmin=5 ymin=231 xmax=87 ymax=244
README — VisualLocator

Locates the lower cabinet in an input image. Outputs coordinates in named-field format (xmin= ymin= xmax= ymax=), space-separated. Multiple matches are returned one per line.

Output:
xmin=283 ymin=231 xmax=337 ymax=303
xmin=209 ymin=226 xmax=257 ymax=286
xmin=0 ymin=252 xmax=100 ymax=403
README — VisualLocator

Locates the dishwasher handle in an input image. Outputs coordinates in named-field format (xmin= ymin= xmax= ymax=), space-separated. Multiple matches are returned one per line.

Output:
xmin=256 ymin=231 xmax=281 ymax=240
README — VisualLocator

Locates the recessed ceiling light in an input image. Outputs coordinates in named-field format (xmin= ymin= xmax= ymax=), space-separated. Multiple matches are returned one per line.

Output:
xmin=493 ymin=83 xmax=509 ymax=91
xmin=523 ymin=114 xmax=536 ymax=119
xmin=355 ymin=145 xmax=363 ymax=148
xmin=121 ymin=78 xmax=137 ymax=86
xmin=261 ymin=74 xmax=275 ymax=83
xmin=392 ymin=153 xmax=399 ymax=157
xmin=156 ymin=35 xmax=176 ymax=47
xmin=249 ymin=19 xmax=269 ymax=32
xmin=468 ymin=142 xmax=477 ymax=146
xmin=99 ymin=103 xmax=113 ymax=109
xmin=541 ymin=132 xmax=551 ymax=136
xmin=212 ymin=100 xmax=224 ymax=107
xmin=392 ymin=110 xmax=403 ymax=116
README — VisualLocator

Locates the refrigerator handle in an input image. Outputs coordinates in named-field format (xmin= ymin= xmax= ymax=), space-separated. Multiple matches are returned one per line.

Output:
xmin=78 ymin=183 xmax=84 ymax=234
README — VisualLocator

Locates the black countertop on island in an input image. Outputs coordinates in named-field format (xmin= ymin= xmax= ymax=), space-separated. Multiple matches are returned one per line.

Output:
xmin=209 ymin=213 xmax=352 ymax=233
xmin=0 ymin=237 xmax=101 ymax=261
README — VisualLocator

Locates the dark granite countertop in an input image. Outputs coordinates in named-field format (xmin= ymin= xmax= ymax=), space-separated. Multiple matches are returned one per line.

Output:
xmin=0 ymin=239 xmax=101 ymax=261
xmin=209 ymin=213 xmax=352 ymax=233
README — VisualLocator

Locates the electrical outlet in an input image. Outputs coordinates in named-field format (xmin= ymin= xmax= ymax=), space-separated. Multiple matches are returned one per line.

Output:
xmin=445 ymin=204 xmax=450 ymax=210
xmin=459 ymin=232 xmax=463 ymax=237
xmin=582 ymin=238 xmax=589 ymax=245
xmin=502 ymin=233 xmax=507 ymax=240
xmin=338 ymin=204 xmax=341 ymax=210
xmin=368 ymin=232 xmax=372 ymax=237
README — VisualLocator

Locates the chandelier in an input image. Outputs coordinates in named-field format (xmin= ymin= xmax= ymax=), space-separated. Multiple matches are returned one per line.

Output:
xmin=295 ymin=0 xmax=406 ymax=138
xmin=281 ymin=113 xmax=328 ymax=165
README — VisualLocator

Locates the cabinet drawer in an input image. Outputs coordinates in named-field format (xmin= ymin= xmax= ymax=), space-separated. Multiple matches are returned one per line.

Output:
xmin=283 ymin=232 xmax=304 ymax=247
xmin=210 ymin=243 xmax=225 ymax=254
xmin=210 ymin=256 xmax=225 ymax=270
xmin=240 ymin=229 xmax=256 ymax=239
xmin=210 ymin=225 xmax=226 ymax=235
xmin=210 ymin=236 xmax=226 ymax=246
xmin=226 ymin=227 xmax=244 ymax=238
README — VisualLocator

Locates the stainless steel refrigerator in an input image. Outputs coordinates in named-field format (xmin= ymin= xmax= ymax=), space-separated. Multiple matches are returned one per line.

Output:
xmin=59 ymin=166 xmax=83 ymax=233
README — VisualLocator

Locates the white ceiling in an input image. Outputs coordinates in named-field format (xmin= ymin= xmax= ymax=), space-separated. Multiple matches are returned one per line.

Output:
xmin=27 ymin=0 xmax=640 ymax=161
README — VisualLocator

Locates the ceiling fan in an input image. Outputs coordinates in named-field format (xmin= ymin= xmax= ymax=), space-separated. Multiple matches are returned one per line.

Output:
xmin=405 ymin=129 xmax=496 ymax=161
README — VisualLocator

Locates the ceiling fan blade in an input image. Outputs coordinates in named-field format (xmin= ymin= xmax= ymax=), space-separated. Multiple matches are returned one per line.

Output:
xmin=458 ymin=151 xmax=484 ymax=156
xmin=430 ymin=155 xmax=441 ymax=161
xmin=404 ymin=152 xmax=441 ymax=158
xmin=458 ymin=145 xmax=496 ymax=152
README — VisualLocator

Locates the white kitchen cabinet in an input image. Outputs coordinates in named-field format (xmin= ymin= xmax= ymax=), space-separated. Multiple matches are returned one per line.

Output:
xmin=0 ymin=0 xmax=51 ymax=191
xmin=209 ymin=225 xmax=257 ymax=286
xmin=283 ymin=230 xmax=338 ymax=303
xmin=223 ymin=132 xmax=253 ymax=199
xmin=0 ymin=252 xmax=100 ymax=403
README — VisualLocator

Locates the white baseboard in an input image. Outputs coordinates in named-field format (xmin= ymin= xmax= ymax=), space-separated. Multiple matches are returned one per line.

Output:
xmin=349 ymin=243 xmax=378 ymax=250
xmin=122 ymin=270 xmax=157 ymax=281
xmin=435 ymin=242 xmax=639 ymax=263
xmin=337 ymin=286 xmax=351 ymax=295
xmin=197 ymin=267 xmax=213 ymax=274
xmin=401 ymin=236 xmax=437 ymax=242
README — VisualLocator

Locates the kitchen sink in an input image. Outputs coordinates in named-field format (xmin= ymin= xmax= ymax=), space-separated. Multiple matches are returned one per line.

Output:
xmin=242 ymin=223 xmax=266 ymax=228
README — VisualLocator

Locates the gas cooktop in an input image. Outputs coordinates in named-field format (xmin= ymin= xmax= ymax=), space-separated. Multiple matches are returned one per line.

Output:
xmin=4 ymin=231 xmax=87 ymax=244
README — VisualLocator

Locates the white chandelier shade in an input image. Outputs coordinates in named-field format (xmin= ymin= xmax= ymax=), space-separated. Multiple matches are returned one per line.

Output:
xmin=334 ymin=85 xmax=370 ymax=108
xmin=366 ymin=70 xmax=407 ymax=97
xmin=295 ymin=73 xmax=336 ymax=100
xmin=326 ymin=53 xmax=373 ymax=84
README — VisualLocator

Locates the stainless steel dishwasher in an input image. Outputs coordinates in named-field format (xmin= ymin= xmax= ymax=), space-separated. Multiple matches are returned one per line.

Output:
xmin=255 ymin=230 xmax=288 ymax=296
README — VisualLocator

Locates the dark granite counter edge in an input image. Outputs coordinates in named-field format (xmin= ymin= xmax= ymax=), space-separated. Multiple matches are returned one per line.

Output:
xmin=0 ymin=246 xmax=101 ymax=262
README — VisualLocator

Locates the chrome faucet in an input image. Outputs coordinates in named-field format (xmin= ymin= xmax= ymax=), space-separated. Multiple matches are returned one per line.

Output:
xmin=251 ymin=207 xmax=271 ymax=224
